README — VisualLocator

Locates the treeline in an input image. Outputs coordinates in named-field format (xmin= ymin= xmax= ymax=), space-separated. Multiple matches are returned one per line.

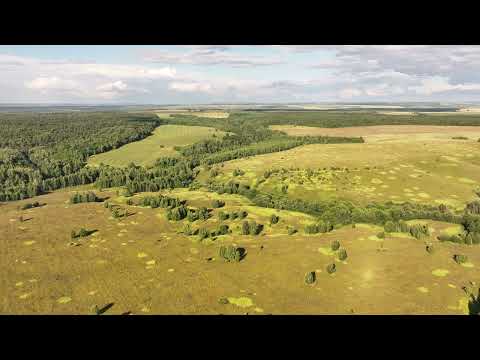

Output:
xmin=94 ymin=158 xmax=197 ymax=193
xmin=0 ymin=112 xmax=160 ymax=201
xmin=165 ymin=114 xmax=364 ymax=166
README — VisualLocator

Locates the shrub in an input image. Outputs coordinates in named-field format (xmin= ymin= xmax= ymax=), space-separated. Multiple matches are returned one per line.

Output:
xmin=384 ymin=221 xmax=398 ymax=233
xmin=126 ymin=199 xmax=133 ymax=206
xmin=182 ymin=223 xmax=194 ymax=236
xmin=409 ymin=224 xmax=429 ymax=239
xmin=453 ymin=254 xmax=468 ymax=264
xmin=270 ymin=214 xmax=280 ymax=225
xmin=466 ymin=201 xmax=480 ymax=215
xmin=241 ymin=221 xmax=250 ymax=235
xmin=198 ymin=228 xmax=210 ymax=240
xmin=212 ymin=199 xmax=225 ymax=208
xmin=233 ymin=169 xmax=245 ymax=177
xmin=398 ymin=220 xmax=409 ymax=233
xmin=249 ymin=221 xmax=263 ymax=235
xmin=331 ymin=240 xmax=340 ymax=251
xmin=338 ymin=248 xmax=348 ymax=261
xmin=217 ymin=224 xmax=229 ymax=235
xmin=239 ymin=210 xmax=248 ymax=219
xmin=288 ymin=227 xmax=297 ymax=235
xmin=304 ymin=224 xmax=318 ymax=234
xmin=219 ymin=245 xmax=243 ymax=262
xmin=167 ymin=206 xmax=188 ymax=221
xmin=377 ymin=232 xmax=385 ymax=239
xmin=326 ymin=263 xmax=336 ymax=274
xmin=317 ymin=221 xmax=333 ymax=233
xmin=305 ymin=271 xmax=316 ymax=285
xmin=218 ymin=211 xmax=229 ymax=221
xmin=281 ymin=184 xmax=288 ymax=194
xmin=210 ymin=169 xmax=219 ymax=177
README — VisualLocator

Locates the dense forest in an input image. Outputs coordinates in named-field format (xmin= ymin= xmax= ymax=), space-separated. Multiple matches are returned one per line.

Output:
xmin=0 ymin=112 xmax=160 ymax=201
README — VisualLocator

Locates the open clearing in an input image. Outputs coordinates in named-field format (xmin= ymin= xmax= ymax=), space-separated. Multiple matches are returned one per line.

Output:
xmin=213 ymin=127 xmax=480 ymax=207
xmin=1 ymin=187 xmax=478 ymax=315
xmin=271 ymin=125 xmax=480 ymax=143
xmin=88 ymin=125 xmax=226 ymax=167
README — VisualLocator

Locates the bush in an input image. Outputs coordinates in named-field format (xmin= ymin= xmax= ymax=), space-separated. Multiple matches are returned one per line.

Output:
xmin=219 ymin=245 xmax=243 ymax=262
xmin=217 ymin=224 xmax=229 ymax=235
xmin=198 ymin=228 xmax=210 ymax=240
xmin=233 ymin=169 xmax=245 ymax=177
xmin=182 ymin=223 xmax=194 ymax=236
xmin=212 ymin=199 xmax=225 ymax=208
xmin=304 ymin=224 xmax=319 ymax=234
xmin=218 ymin=211 xmax=229 ymax=221
xmin=126 ymin=199 xmax=133 ymax=206
xmin=338 ymin=248 xmax=348 ymax=261
xmin=167 ymin=206 xmax=188 ymax=221
xmin=239 ymin=210 xmax=248 ymax=219
xmin=466 ymin=201 xmax=480 ymax=215
xmin=249 ymin=221 xmax=263 ymax=235
xmin=326 ymin=263 xmax=336 ymax=274
xmin=409 ymin=224 xmax=429 ymax=239
xmin=70 ymin=191 xmax=100 ymax=204
xmin=453 ymin=254 xmax=468 ymax=264
xmin=305 ymin=271 xmax=316 ymax=285
xmin=270 ymin=214 xmax=280 ymax=225
xmin=288 ymin=227 xmax=297 ymax=235
xmin=241 ymin=221 xmax=250 ymax=235
xmin=377 ymin=232 xmax=385 ymax=239
xmin=331 ymin=240 xmax=340 ymax=251
xmin=384 ymin=221 xmax=397 ymax=233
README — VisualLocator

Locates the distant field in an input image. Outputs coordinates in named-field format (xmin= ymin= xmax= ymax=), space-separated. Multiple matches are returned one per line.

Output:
xmin=212 ymin=131 xmax=480 ymax=208
xmin=88 ymin=125 xmax=226 ymax=167
xmin=271 ymin=125 xmax=480 ymax=143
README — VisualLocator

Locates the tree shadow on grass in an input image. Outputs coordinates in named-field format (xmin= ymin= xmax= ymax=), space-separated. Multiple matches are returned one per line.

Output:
xmin=95 ymin=303 xmax=114 ymax=315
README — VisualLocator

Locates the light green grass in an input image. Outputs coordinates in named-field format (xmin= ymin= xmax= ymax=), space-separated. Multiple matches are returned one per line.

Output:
xmin=88 ymin=125 xmax=226 ymax=167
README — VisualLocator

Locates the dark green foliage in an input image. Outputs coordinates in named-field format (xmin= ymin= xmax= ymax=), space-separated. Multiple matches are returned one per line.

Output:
xmin=229 ymin=211 xmax=238 ymax=220
xmin=438 ymin=233 xmax=464 ymax=244
xmin=233 ymin=168 xmax=245 ymax=177
xmin=187 ymin=207 xmax=210 ymax=222
xmin=270 ymin=214 xmax=279 ymax=225
xmin=218 ymin=211 xmax=229 ymax=221
xmin=287 ymin=227 xmax=297 ymax=235
xmin=198 ymin=228 xmax=210 ymax=240
xmin=281 ymin=184 xmax=288 ymax=194
xmin=211 ymin=199 xmax=225 ymax=208
xmin=126 ymin=199 xmax=133 ymax=206
xmin=304 ymin=220 xmax=334 ymax=234
xmin=210 ymin=168 xmax=219 ymax=177
xmin=248 ymin=221 xmax=264 ymax=235
xmin=384 ymin=221 xmax=397 ymax=233
xmin=0 ymin=112 xmax=159 ymax=202
xmin=338 ymin=248 xmax=348 ymax=261
xmin=241 ymin=221 xmax=250 ymax=235
xmin=71 ymin=228 xmax=95 ymax=239
xmin=20 ymin=201 xmax=41 ymax=210
xmin=70 ymin=191 xmax=100 ymax=204
xmin=217 ymin=224 xmax=230 ymax=235
xmin=305 ymin=271 xmax=316 ymax=284
xmin=326 ymin=263 xmax=336 ymax=274
xmin=167 ymin=206 xmax=188 ymax=221
xmin=408 ymin=224 xmax=429 ymax=239
xmin=238 ymin=210 xmax=248 ymax=219
xmin=466 ymin=201 xmax=480 ymax=215
xmin=453 ymin=254 xmax=468 ymax=264
xmin=111 ymin=206 xmax=128 ymax=219
xmin=181 ymin=223 xmax=194 ymax=236
xmin=331 ymin=240 xmax=340 ymax=251
xmin=219 ymin=245 xmax=244 ymax=262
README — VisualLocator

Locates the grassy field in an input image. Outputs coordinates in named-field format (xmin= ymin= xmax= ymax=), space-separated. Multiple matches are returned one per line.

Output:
xmin=88 ymin=125 xmax=226 ymax=167
xmin=208 ymin=127 xmax=480 ymax=209
xmin=1 ymin=187 xmax=478 ymax=315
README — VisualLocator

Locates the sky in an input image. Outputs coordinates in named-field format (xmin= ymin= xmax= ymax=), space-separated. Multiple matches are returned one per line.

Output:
xmin=2 ymin=45 xmax=480 ymax=104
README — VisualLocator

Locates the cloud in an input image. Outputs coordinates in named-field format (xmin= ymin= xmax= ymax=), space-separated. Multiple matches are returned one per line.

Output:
xmin=169 ymin=81 xmax=212 ymax=93
xmin=144 ymin=46 xmax=283 ymax=67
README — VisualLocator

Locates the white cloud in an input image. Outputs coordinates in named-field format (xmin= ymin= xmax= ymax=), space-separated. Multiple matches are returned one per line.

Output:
xmin=169 ymin=81 xmax=212 ymax=93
